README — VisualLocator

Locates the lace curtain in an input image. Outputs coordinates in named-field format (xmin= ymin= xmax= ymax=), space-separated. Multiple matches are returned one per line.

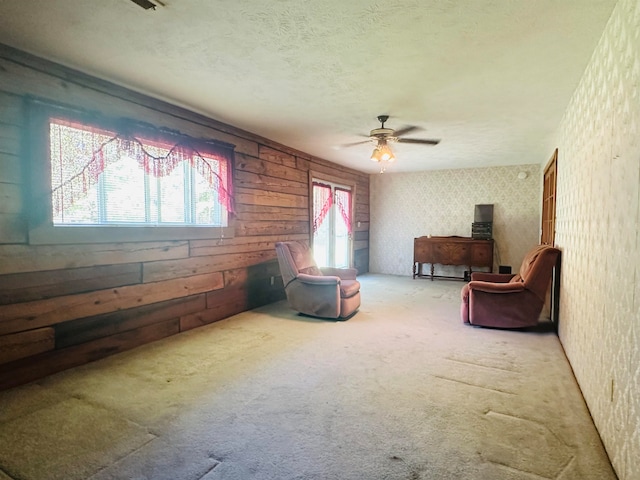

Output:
xmin=49 ymin=117 xmax=235 ymax=217
xmin=312 ymin=182 xmax=353 ymax=234
xmin=334 ymin=187 xmax=352 ymax=235
xmin=312 ymin=182 xmax=332 ymax=233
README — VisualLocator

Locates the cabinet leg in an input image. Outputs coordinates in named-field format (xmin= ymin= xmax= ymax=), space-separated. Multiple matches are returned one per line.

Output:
xmin=430 ymin=263 xmax=435 ymax=281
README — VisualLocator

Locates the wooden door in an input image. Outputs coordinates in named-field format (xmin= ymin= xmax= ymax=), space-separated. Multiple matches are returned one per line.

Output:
xmin=541 ymin=149 xmax=557 ymax=245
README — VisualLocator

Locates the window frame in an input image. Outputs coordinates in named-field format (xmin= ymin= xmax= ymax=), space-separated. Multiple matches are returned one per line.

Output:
xmin=308 ymin=170 xmax=356 ymax=268
xmin=26 ymin=98 xmax=235 ymax=245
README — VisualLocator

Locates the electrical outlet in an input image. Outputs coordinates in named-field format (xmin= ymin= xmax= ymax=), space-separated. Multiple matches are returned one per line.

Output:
xmin=270 ymin=276 xmax=274 ymax=286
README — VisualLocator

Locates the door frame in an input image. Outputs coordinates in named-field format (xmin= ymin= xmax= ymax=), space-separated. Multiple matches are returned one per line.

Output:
xmin=541 ymin=149 xmax=560 ymax=327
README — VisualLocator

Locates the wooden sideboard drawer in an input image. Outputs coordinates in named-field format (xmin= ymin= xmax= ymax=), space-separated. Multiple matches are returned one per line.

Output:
xmin=433 ymin=243 xmax=469 ymax=265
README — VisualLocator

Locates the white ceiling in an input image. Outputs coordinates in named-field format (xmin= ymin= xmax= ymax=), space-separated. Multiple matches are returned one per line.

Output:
xmin=0 ymin=0 xmax=617 ymax=173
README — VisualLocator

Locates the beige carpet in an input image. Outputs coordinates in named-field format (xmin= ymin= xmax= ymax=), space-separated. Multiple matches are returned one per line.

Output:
xmin=0 ymin=274 xmax=616 ymax=480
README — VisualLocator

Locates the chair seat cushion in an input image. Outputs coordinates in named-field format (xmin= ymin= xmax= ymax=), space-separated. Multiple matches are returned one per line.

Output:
xmin=340 ymin=279 xmax=360 ymax=298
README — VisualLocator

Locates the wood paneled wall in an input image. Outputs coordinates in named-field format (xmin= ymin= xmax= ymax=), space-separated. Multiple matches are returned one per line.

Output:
xmin=0 ymin=45 xmax=370 ymax=390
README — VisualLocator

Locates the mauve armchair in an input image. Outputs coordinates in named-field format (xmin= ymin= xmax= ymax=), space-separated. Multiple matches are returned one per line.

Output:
xmin=461 ymin=244 xmax=560 ymax=328
xmin=275 ymin=241 xmax=361 ymax=319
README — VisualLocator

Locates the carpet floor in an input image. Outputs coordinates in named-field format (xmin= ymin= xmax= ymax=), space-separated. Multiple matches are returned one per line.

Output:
xmin=0 ymin=274 xmax=617 ymax=480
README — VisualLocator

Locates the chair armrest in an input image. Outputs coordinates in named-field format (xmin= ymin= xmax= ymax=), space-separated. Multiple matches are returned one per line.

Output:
xmin=470 ymin=272 xmax=515 ymax=283
xmin=468 ymin=280 xmax=525 ymax=294
xmin=297 ymin=273 xmax=340 ymax=285
xmin=320 ymin=267 xmax=357 ymax=280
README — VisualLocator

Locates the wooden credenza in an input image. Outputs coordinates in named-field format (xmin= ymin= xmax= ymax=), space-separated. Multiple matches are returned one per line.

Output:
xmin=413 ymin=236 xmax=494 ymax=280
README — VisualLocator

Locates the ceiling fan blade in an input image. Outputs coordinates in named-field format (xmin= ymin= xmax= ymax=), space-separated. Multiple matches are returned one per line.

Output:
xmin=336 ymin=139 xmax=372 ymax=149
xmin=393 ymin=125 xmax=421 ymax=137
xmin=396 ymin=138 xmax=440 ymax=145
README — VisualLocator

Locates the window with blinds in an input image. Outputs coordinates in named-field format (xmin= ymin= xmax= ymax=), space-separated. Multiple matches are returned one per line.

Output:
xmin=48 ymin=118 xmax=232 ymax=227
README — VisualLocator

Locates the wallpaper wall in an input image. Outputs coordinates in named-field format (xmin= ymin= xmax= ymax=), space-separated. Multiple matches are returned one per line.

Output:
xmin=555 ymin=0 xmax=640 ymax=478
xmin=369 ymin=164 xmax=541 ymax=278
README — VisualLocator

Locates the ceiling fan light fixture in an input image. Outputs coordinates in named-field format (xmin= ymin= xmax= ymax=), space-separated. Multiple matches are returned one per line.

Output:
xmin=379 ymin=144 xmax=395 ymax=162
xmin=371 ymin=139 xmax=395 ymax=163
xmin=370 ymin=140 xmax=396 ymax=173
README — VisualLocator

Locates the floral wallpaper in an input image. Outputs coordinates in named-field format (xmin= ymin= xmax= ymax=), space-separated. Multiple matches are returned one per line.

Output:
xmin=369 ymin=164 xmax=541 ymax=278
xmin=368 ymin=2 xmax=640 ymax=477
xmin=555 ymin=0 xmax=640 ymax=478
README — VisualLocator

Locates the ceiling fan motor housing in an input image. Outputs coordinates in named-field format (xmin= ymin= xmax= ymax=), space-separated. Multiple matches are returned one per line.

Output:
xmin=369 ymin=127 xmax=396 ymax=141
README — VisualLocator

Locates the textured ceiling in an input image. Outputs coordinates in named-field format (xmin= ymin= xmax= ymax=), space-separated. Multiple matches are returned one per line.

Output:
xmin=0 ymin=0 xmax=617 ymax=173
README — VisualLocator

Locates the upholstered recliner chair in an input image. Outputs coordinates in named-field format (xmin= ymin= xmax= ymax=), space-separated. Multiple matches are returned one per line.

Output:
xmin=461 ymin=244 xmax=560 ymax=328
xmin=275 ymin=241 xmax=361 ymax=319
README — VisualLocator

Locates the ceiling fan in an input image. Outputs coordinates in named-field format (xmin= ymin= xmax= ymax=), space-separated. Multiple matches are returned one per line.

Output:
xmin=341 ymin=115 xmax=440 ymax=171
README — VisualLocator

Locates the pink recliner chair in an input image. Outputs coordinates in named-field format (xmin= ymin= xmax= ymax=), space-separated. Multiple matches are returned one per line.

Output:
xmin=461 ymin=244 xmax=560 ymax=328
xmin=275 ymin=241 xmax=360 ymax=319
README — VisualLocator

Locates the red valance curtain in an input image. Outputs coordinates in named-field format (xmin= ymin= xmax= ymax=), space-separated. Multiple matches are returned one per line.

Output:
xmin=335 ymin=187 xmax=352 ymax=235
xmin=312 ymin=182 xmax=332 ymax=233
xmin=49 ymin=117 xmax=235 ymax=216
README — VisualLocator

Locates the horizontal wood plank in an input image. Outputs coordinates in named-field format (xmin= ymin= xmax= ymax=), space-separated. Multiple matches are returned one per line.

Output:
xmin=181 ymin=287 xmax=248 ymax=331
xmin=235 ymin=208 xmax=308 ymax=223
xmin=258 ymin=146 xmax=297 ymax=168
xmin=354 ymin=230 xmax=369 ymax=242
xmin=235 ymin=187 xmax=307 ymax=209
xmin=354 ymin=240 xmax=368 ymax=250
xmin=56 ymin=294 xmax=206 ymax=348
xmin=193 ymin=250 xmax=276 ymax=273
xmin=0 ymin=263 xmax=142 ymax=305
xmin=190 ymin=235 xmax=277 ymax=256
xmin=224 ymin=261 xmax=281 ymax=289
xmin=0 ymin=241 xmax=189 ymax=275
xmin=235 ymin=153 xmax=308 ymax=183
xmin=235 ymin=220 xmax=308 ymax=237
xmin=0 ymin=213 xmax=26 ymax=244
xmin=143 ymin=255 xmax=233 ymax=283
xmin=234 ymin=204 xmax=308 ymax=222
xmin=0 ymin=122 xmax=20 ymax=156
xmin=0 ymin=327 xmax=54 ymax=365
xmin=0 ymin=152 xmax=21 ymax=184
xmin=0 ymin=183 xmax=23 ymax=214
xmin=299 ymin=157 xmax=365 ymax=182
xmin=189 ymin=233 xmax=307 ymax=257
xmin=0 ymin=273 xmax=223 ymax=335
xmin=354 ymin=249 xmax=369 ymax=274
xmin=246 ymin=276 xmax=285 ymax=309
xmin=0 ymin=92 xmax=24 ymax=126
xmin=235 ymin=170 xmax=307 ymax=196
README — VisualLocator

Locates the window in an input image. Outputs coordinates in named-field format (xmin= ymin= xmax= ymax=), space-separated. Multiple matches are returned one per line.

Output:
xmin=27 ymin=100 xmax=236 ymax=244
xmin=50 ymin=118 xmax=231 ymax=227
xmin=311 ymin=179 xmax=353 ymax=268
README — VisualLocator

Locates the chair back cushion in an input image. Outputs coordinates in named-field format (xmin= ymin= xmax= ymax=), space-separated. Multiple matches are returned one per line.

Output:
xmin=285 ymin=241 xmax=321 ymax=274
xmin=517 ymin=245 xmax=560 ymax=299
xmin=275 ymin=241 xmax=322 ymax=288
